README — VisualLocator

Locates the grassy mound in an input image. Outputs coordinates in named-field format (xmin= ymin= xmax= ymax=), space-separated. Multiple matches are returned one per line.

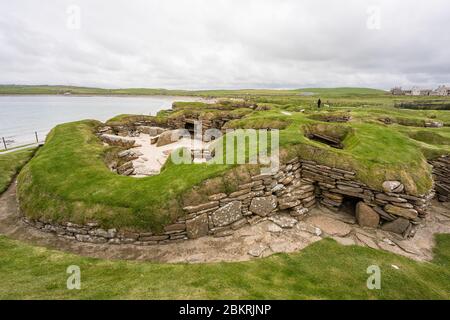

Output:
xmin=0 ymin=148 xmax=36 ymax=194
xmin=17 ymin=94 xmax=450 ymax=231
xmin=17 ymin=121 xmax=235 ymax=232
xmin=0 ymin=235 xmax=449 ymax=299
xmin=224 ymin=107 xmax=449 ymax=195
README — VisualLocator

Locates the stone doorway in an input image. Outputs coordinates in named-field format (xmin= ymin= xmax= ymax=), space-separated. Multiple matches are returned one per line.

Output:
xmin=339 ymin=195 xmax=360 ymax=216
xmin=185 ymin=121 xmax=195 ymax=136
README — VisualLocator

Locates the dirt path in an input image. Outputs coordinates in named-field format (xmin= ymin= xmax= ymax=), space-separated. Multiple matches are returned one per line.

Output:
xmin=1 ymin=180 xmax=449 ymax=263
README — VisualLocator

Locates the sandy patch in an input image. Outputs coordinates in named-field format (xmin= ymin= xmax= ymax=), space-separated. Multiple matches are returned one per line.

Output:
xmin=128 ymin=134 xmax=212 ymax=177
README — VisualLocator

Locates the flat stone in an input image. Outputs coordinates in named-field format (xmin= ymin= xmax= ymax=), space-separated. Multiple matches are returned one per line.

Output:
xmin=100 ymin=134 xmax=136 ymax=148
xmin=355 ymin=233 xmax=379 ymax=249
xmin=336 ymin=185 xmax=363 ymax=193
xmin=303 ymin=198 xmax=316 ymax=208
xmin=290 ymin=206 xmax=309 ymax=217
xmin=378 ymin=241 xmax=406 ymax=256
xmin=280 ymin=175 xmax=294 ymax=185
xmin=140 ymin=235 xmax=168 ymax=241
xmin=211 ymin=201 xmax=243 ymax=227
xmin=269 ymin=241 xmax=295 ymax=253
xmin=306 ymin=215 xmax=352 ymax=237
xmin=332 ymin=236 xmax=355 ymax=246
xmin=230 ymin=218 xmax=248 ymax=230
xmin=229 ymin=188 xmax=251 ymax=198
xmin=213 ymin=229 xmax=234 ymax=238
xmin=186 ymin=213 xmax=209 ymax=239
xmin=296 ymin=221 xmax=322 ymax=236
xmin=164 ymin=223 xmax=186 ymax=232
xmin=381 ymin=217 xmax=411 ymax=234
xmin=248 ymin=244 xmax=268 ymax=257
xmin=119 ymin=231 xmax=139 ymax=240
xmin=384 ymin=204 xmax=418 ymax=219
xmin=267 ymin=222 xmax=283 ymax=233
xmin=156 ymin=129 xmax=187 ymax=147
xmin=376 ymin=193 xmax=407 ymax=203
xmin=324 ymin=211 xmax=356 ymax=224
xmin=355 ymin=202 xmax=380 ymax=228
xmin=322 ymin=191 xmax=344 ymax=201
xmin=269 ymin=214 xmax=298 ymax=228
xmin=373 ymin=206 xmax=396 ymax=221
xmin=183 ymin=201 xmax=219 ymax=214
xmin=271 ymin=184 xmax=285 ymax=192
xmin=251 ymin=174 xmax=272 ymax=181
xmin=330 ymin=188 xmax=369 ymax=200
xmin=393 ymin=240 xmax=422 ymax=255
xmin=382 ymin=181 xmax=404 ymax=193
xmin=394 ymin=202 xmax=414 ymax=209
xmin=249 ymin=195 xmax=277 ymax=217
xmin=278 ymin=198 xmax=301 ymax=210
xmin=208 ymin=193 xmax=228 ymax=201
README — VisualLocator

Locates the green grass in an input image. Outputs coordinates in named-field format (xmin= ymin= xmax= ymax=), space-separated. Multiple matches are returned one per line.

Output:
xmin=0 ymin=235 xmax=449 ymax=299
xmin=0 ymin=148 xmax=36 ymax=194
xmin=15 ymin=91 xmax=450 ymax=232
xmin=18 ymin=108 xmax=450 ymax=231
xmin=223 ymin=106 xmax=450 ymax=195
xmin=0 ymin=85 xmax=386 ymax=98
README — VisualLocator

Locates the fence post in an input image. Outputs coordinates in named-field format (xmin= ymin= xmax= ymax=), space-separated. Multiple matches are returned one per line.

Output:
xmin=2 ymin=137 xmax=7 ymax=150
xmin=35 ymin=131 xmax=39 ymax=143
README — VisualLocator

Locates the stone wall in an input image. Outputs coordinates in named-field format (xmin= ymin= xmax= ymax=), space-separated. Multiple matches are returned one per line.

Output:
xmin=301 ymin=160 xmax=433 ymax=237
xmin=22 ymin=156 xmax=436 ymax=245
xmin=168 ymin=114 xmax=240 ymax=135
xmin=430 ymin=155 xmax=450 ymax=202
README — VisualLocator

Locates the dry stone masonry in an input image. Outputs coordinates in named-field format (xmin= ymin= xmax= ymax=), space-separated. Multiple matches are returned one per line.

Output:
xmin=23 ymin=155 xmax=446 ymax=245
xmin=430 ymin=155 xmax=450 ymax=202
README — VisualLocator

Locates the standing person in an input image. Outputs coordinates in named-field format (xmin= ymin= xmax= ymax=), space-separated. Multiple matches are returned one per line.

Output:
xmin=317 ymin=98 xmax=322 ymax=109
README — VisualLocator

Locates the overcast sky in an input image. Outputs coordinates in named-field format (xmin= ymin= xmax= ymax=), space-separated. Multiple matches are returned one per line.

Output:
xmin=0 ymin=0 xmax=449 ymax=90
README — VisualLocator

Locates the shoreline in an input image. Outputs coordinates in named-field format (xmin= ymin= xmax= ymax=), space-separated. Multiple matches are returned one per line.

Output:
xmin=0 ymin=93 xmax=214 ymax=99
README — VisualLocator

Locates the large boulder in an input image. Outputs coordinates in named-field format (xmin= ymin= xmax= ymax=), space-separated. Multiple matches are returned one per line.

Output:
xmin=382 ymin=181 xmax=404 ymax=193
xmin=381 ymin=217 xmax=411 ymax=234
xmin=186 ymin=213 xmax=209 ymax=239
xmin=211 ymin=201 xmax=243 ymax=227
xmin=156 ymin=129 xmax=189 ymax=147
xmin=355 ymin=202 xmax=380 ymax=228
xmin=249 ymin=195 xmax=277 ymax=217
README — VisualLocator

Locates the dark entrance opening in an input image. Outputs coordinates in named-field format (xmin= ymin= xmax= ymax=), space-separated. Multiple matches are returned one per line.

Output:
xmin=185 ymin=122 xmax=195 ymax=136
xmin=339 ymin=196 xmax=360 ymax=216
xmin=307 ymin=133 xmax=343 ymax=149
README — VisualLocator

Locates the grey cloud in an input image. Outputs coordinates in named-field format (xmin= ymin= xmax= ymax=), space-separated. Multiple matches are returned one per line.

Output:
xmin=0 ymin=0 xmax=449 ymax=89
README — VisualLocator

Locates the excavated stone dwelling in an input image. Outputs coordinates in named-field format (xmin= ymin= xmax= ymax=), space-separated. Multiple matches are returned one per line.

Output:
xmin=25 ymin=153 xmax=450 ymax=246
xmin=29 ymin=118 xmax=446 ymax=246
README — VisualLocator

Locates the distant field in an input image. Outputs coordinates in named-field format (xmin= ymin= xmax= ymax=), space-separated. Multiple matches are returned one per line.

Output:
xmin=0 ymin=85 xmax=387 ymax=98
xmin=298 ymin=87 xmax=387 ymax=96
